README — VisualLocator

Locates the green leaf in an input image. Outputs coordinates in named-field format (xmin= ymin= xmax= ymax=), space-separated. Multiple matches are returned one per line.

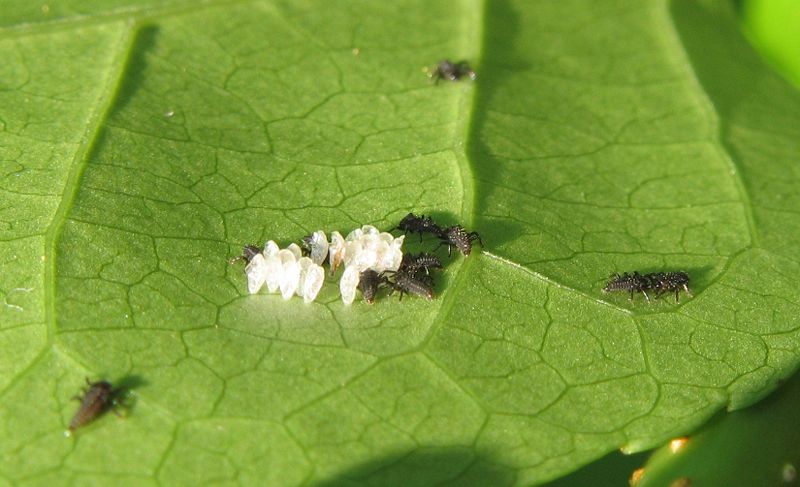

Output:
xmin=1 ymin=0 xmax=799 ymax=485
xmin=635 ymin=371 xmax=800 ymax=487
xmin=741 ymin=0 xmax=800 ymax=87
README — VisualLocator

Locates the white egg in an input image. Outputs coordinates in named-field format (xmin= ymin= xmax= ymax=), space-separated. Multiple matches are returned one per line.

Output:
xmin=329 ymin=231 xmax=346 ymax=274
xmin=279 ymin=250 xmax=300 ymax=300
xmin=339 ymin=265 xmax=360 ymax=305
xmin=296 ymin=256 xmax=325 ymax=303
xmin=360 ymin=224 xmax=379 ymax=236
xmin=309 ymin=230 xmax=329 ymax=265
xmin=263 ymin=240 xmax=280 ymax=258
xmin=245 ymin=254 xmax=268 ymax=294
xmin=264 ymin=254 xmax=282 ymax=293
xmin=286 ymin=243 xmax=303 ymax=260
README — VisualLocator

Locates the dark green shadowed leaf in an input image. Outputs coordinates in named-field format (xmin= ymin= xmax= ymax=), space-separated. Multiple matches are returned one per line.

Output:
xmin=1 ymin=0 xmax=799 ymax=485
xmin=636 ymin=370 xmax=800 ymax=487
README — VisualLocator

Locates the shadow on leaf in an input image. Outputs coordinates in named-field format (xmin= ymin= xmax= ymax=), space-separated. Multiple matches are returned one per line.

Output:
xmin=111 ymin=24 xmax=160 ymax=114
xmin=311 ymin=448 xmax=514 ymax=487
xmin=466 ymin=0 xmax=535 ymax=251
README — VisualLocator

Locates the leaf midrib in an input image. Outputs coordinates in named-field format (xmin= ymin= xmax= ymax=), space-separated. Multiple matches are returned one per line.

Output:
xmin=0 ymin=21 xmax=137 ymax=400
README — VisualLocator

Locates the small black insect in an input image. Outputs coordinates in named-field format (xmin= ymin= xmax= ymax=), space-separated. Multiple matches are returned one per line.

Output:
xmin=436 ymin=225 xmax=483 ymax=256
xmin=400 ymin=252 xmax=443 ymax=275
xmin=650 ymin=272 xmax=692 ymax=302
xmin=603 ymin=272 xmax=651 ymax=301
xmin=69 ymin=378 xmax=123 ymax=432
xmin=385 ymin=270 xmax=434 ymax=301
xmin=603 ymin=271 xmax=692 ymax=303
xmin=300 ymin=235 xmax=314 ymax=257
xmin=429 ymin=60 xmax=476 ymax=83
xmin=229 ymin=244 xmax=262 ymax=265
xmin=357 ymin=269 xmax=388 ymax=304
xmin=392 ymin=213 xmax=443 ymax=242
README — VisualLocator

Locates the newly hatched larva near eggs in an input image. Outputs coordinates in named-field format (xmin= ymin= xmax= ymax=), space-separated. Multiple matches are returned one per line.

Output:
xmin=337 ymin=226 xmax=405 ymax=304
xmin=234 ymin=224 xmax=408 ymax=305
xmin=229 ymin=244 xmax=262 ymax=265
xmin=300 ymin=230 xmax=329 ymax=266
xmin=428 ymin=60 xmax=476 ymax=83
xmin=68 ymin=378 xmax=122 ymax=433
xmin=357 ymin=269 xmax=388 ymax=304
xmin=400 ymin=252 xmax=443 ymax=275
xmin=436 ymin=225 xmax=483 ymax=256
xmin=392 ymin=213 xmax=443 ymax=242
xmin=385 ymin=269 xmax=434 ymax=301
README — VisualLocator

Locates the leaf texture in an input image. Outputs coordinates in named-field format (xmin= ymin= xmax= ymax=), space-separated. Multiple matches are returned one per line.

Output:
xmin=1 ymin=0 xmax=799 ymax=485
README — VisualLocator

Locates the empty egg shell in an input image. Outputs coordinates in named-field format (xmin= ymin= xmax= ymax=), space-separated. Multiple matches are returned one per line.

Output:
xmin=297 ymin=257 xmax=325 ymax=303
xmin=345 ymin=227 xmax=363 ymax=242
xmin=245 ymin=254 xmax=268 ymax=294
xmin=329 ymin=231 xmax=346 ymax=274
xmin=263 ymin=240 xmax=280 ymax=258
xmin=286 ymin=243 xmax=303 ymax=260
xmin=278 ymin=249 xmax=300 ymax=299
xmin=339 ymin=265 xmax=360 ymax=305
xmin=360 ymin=224 xmax=379 ymax=236
xmin=309 ymin=230 xmax=329 ymax=265
xmin=264 ymin=254 xmax=282 ymax=293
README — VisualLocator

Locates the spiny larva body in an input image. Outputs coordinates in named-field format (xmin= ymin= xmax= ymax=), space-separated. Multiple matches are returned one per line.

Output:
xmin=69 ymin=379 xmax=120 ymax=432
xmin=386 ymin=270 xmax=434 ymax=301
xmin=603 ymin=271 xmax=692 ymax=303
xmin=357 ymin=269 xmax=388 ymax=304
xmin=429 ymin=60 xmax=476 ymax=83
xmin=400 ymin=252 xmax=442 ymax=275
xmin=649 ymin=272 xmax=692 ymax=302
xmin=392 ymin=213 xmax=442 ymax=242
xmin=437 ymin=225 xmax=483 ymax=256
xmin=603 ymin=272 xmax=651 ymax=301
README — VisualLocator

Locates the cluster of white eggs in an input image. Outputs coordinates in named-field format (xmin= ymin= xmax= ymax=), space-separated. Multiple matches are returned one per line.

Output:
xmin=243 ymin=225 xmax=405 ymax=304
xmin=244 ymin=241 xmax=325 ymax=303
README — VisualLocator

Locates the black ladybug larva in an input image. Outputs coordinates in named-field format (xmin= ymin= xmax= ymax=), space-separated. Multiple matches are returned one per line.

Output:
xmin=392 ymin=213 xmax=443 ymax=242
xmin=603 ymin=271 xmax=692 ymax=303
xmin=69 ymin=378 xmax=124 ymax=432
xmin=428 ymin=60 xmax=476 ymax=83
xmin=357 ymin=269 xmax=388 ymax=304
xmin=650 ymin=272 xmax=692 ymax=302
xmin=384 ymin=269 xmax=434 ymax=301
xmin=436 ymin=225 xmax=483 ymax=256
xmin=229 ymin=244 xmax=262 ymax=265
xmin=603 ymin=272 xmax=651 ymax=301
xmin=399 ymin=252 xmax=443 ymax=275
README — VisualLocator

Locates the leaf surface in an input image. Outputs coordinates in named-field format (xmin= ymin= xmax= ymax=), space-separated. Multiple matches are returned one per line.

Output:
xmin=635 ymin=371 xmax=800 ymax=487
xmin=1 ymin=0 xmax=799 ymax=485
